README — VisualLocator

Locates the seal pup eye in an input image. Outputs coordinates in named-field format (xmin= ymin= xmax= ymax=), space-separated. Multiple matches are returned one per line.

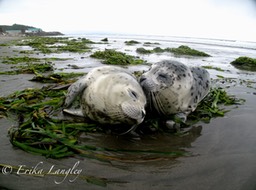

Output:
xmin=128 ymin=89 xmax=138 ymax=99
xmin=158 ymin=73 xmax=167 ymax=79
xmin=157 ymin=73 xmax=169 ymax=82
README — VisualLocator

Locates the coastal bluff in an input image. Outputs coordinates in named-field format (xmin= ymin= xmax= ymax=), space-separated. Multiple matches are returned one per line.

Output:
xmin=0 ymin=23 xmax=63 ymax=36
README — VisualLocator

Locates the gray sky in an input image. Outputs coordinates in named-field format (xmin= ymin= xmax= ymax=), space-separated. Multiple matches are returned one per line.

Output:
xmin=1 ymin=0 xmax=256 ymax=41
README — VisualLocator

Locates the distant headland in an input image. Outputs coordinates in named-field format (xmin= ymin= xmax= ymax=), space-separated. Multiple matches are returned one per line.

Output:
xmin=0 ymin=23 xmax=63 ymax=36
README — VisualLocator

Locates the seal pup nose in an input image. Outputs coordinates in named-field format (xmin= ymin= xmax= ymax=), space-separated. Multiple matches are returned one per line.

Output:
xmin=141 ymin=109 xmax=146 ymax=118
xmin=140 ymin=76 xmax=146 ymax=83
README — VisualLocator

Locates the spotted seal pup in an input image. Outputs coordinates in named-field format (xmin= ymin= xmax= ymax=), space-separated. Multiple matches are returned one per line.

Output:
xmin=140 ymin=60 xmax=210 ymax=128
xmin=63 ymin=66 xmax=147 ymax=133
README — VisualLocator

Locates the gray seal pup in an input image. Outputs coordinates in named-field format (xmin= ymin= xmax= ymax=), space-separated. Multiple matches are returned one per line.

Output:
xmin=140 ymin=60 xmax=210 ymax=128
xmin=63 ymin=66 xmax=147 ymax=134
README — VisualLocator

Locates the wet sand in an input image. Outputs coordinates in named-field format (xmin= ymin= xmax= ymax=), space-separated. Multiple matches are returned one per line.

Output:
xmin=1 ymin=35 xmax=256 ymax=190
xmin=0 ymin=35 xmax=23 ymax=44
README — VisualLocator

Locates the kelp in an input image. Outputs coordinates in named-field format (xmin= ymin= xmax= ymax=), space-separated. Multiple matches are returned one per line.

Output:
xmin=136 ymin=45 xmax=210 ymax=56
xmin=0 ymin=36 xmax=245 ymax=162
xmin=2 ymin=86 xmax=185 ymax=160
xmin=187 ymin=87 xmax=243 ymax=124
xmin=30 ymin=72 xmax=84 ymax=83
xmin=0 ymin=56 xmax=72 ymax=75
xmin=56 ymin=40 xmax=91 ymax=53
xmin=90 ymin=49 xmax=144 ymax=65
xmin=2 ymin=56 xmax=41 ymax=64
xmin=1 ymin=80 xmax=243 ymax=160
xmin=168 ymin=45 xmax=210 ymax=56
xmin=141 ymin=87 xmax=243 ymax=132
xmin=2 ymin=56 xmax=70 ymax=65
xmin=0 ymin=63 xmax=54 ymax=75
xmin=0 ymin=43 xmax=9 ymax=46
xmin=124 ymin=40 xmax=140 ymax=45
xmin=230 ymin=56 xmax=256 ymax=71
xmin=143 ymin=42 xmax=160 ymax=46
xmin=136 ymin=48 xmax=152 ymax=54
xmin=15 ymin=36 xmax=94 ymax=53
xmin=202 ymin=65 xmax=225 ymax=72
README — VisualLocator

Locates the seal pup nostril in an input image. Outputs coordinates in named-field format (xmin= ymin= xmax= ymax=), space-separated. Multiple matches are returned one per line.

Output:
xmin=139 ymin=76 xmax=146 ymax=83
xmin=141 ymin=110 xmax=146 ymax=118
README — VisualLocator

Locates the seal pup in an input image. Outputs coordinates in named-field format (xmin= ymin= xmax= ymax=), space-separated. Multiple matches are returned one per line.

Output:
xmin=63 ymin=66 xmax=147 ymax=134
xmin=140 ymin=60 xmax=210 ymax=128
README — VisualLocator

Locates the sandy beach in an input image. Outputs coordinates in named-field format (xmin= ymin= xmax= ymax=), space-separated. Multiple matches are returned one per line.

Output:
xmin=0 ymin=34 xmax=256 ymax=190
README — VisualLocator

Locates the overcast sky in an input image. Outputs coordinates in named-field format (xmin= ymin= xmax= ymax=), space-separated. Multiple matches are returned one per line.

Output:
xmin=1 ymin=0 xmax=256 ymax=41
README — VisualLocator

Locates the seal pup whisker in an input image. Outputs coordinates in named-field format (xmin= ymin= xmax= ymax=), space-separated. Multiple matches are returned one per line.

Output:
xmin=152 ymin=92 xmax=165 ymax=115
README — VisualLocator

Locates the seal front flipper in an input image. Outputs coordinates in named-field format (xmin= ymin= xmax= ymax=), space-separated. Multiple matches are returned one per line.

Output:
xmin=63 ymin=108 xmax=84 ymax=117
xmin=166 ymin=112 xmax=188 ymax=132
xmin=64 ymin=77 xmax=88 ymax=108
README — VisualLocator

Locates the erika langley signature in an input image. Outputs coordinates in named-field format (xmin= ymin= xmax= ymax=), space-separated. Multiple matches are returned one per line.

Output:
xmin=1 ymin=161 xmax=83 ymax=184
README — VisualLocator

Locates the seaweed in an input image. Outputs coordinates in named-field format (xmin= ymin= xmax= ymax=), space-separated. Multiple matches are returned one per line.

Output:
xmin=19 ymin=63 xmax=54 ymax=73
xmin=202 ymin=65 xmax=225 ymax=72
xmin=55 ymin=40 xmax=91 ymax=53
xmin=187 ymin=87 xmax=243 ymax=124
xmin=0 ymin=56 xmax=72 ymax=75
xmin=0 ymin=36 xmax=243 ymax=161
xmin=0 ymin=43 xmax=9 ymax=46
xmin=167 ymin=45 xmax=210 ymax=56
xmin=2 ymin=85 xmax=183 ymax=160
xmin=124 ymin=40 xmax=140 ymax=45
xmin=136 ymin=48 xmax=152 ymax=54
xmin=135 ymin=45 xmax=210 ymax=56
xmin=153 ymin=47 xmax=165 ymax=53
xmin=0 ymin=63 xmax=54 ymax=75
xmin=2 ymin=56 xmax=41 ymax=64
xmin=144 ymin=42 xmax=160 ymax=46
xmin=56 ymin=43 xmax=90 ymax=53
xmin=230 ymin=56 xmax=256 ymax=71
xmin=1 ymin=81 xmax=243 ymax=160
xmin=30 ymin=72 xmax=84 ymax=83
xmin=90 ymin=49 xmax=144 ymax=65
xmin=15 ymin=36 xmax=93 ymax=54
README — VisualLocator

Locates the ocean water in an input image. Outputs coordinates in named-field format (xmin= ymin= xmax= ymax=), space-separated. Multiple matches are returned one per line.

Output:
xmin=54 ymin=33 xmax=256 ymax=81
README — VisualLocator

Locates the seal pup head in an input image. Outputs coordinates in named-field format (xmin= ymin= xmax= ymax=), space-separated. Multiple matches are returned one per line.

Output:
xmin=140 ymin=60 xmax=210 ymax=116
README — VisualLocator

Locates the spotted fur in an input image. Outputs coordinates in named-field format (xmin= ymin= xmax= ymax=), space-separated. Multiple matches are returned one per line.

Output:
xmin=140 ymin=60 xmax=210 ymax=118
